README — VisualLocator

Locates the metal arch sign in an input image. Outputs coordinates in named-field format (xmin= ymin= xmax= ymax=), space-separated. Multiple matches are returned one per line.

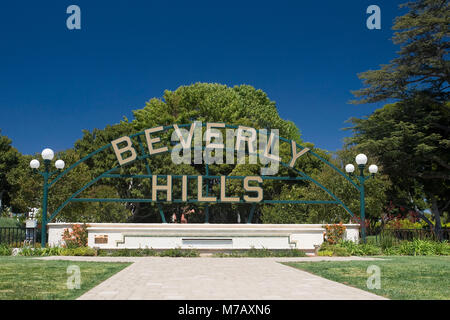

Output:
xmin=38 ymin=122 xmax=369 ymax=246
xmin=107 ymin=121 xmax=311 ymax=205
xmin=47 ymin=122 xmax=360 ymax=221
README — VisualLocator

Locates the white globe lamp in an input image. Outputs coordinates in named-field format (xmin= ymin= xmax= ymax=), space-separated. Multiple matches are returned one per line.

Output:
xmin=30 ymin=159 xmax=40 ymax=169
xmin=41 ymin=148 xmax=54 ymax=161
xmin=345 ymin=164 xmax=355 ymax=173
xmin=355 ymin=153 xmax=368 ymax=166
xmin=369 ymin=164 xmax=378 ymax=174
xmin=55 ymin=160 xmax=65 ymax=170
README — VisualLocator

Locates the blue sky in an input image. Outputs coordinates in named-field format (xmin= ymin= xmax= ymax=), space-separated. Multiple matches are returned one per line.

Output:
xmin=0 ymin=0 xmax=406 ymax=155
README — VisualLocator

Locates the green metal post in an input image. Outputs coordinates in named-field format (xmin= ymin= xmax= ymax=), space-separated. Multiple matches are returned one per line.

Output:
xmin=158 ymin=205 xmax=167 ymax=223
xmin=136 ymin=135 xmax=166 ymax=223
xmin=204 ymin=164 xmax=210 ymax=223
xmin=358 ymin=165 xmax=366 ymax=243
xmin=41 ymin=160 xmax=50 ymax=247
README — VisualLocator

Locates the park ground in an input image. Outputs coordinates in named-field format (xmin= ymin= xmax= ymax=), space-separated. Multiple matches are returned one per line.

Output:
xmin=284 ymin=256 xmax=450 ymax=300
xmin=0 ymin=257 xmax=130 ymax=300
xmin=0 ymin=255 xmax=448 ymax=300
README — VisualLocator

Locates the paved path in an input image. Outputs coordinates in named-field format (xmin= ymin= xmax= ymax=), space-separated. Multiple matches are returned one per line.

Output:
xmin=39 ymin=256 xmax=387 ymax=300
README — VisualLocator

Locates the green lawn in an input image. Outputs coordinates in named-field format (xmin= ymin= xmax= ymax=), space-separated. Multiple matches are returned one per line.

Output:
xmin=0 ymin=257 xmax=131 ymax=300
xmin=284 ymin=256 xmax=450 ymax=300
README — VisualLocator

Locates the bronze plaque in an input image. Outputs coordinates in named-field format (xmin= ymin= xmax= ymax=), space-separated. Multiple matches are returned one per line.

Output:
xmin=94 ymin=235 xmax=108 ymax=244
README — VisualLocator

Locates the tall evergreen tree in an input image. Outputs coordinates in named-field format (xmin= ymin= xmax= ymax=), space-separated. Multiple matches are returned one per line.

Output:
xmin=352 ymin=0 xmax=449 ymax=104
xmin=349 ymin=0 xmax=449 ymax=238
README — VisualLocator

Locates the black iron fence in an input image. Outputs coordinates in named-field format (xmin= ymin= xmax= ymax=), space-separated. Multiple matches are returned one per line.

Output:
xmin=374 ymin=228 xmax=450 ymax=242
xmin=0 ymin=227 xmax=37 ymax=247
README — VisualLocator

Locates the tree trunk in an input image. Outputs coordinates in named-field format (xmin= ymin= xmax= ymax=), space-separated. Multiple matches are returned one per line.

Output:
xmin=130 ymin=202 xmax=140 ymax=222
xmin=431 ymin=197 xmax=443 ymax=241
xmin=176 ymin=206 xmax=181 ymax=223
xmin=0 ymin=190 xmax=3 ymax=215
xmin=415 ymin=205 xmax=434 ymax=231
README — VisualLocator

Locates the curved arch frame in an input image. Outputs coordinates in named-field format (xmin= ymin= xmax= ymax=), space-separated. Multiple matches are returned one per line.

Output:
xmin=40 ymin=123 xmax=365 ymax=245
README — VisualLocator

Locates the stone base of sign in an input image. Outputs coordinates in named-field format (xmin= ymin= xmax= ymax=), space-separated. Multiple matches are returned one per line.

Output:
xmin=47 ymin=223 xmax=360 ymax=251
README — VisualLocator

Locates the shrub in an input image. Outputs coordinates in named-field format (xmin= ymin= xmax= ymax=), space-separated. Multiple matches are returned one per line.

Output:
xmin=214 ymin=248 xmax=307 ymax=257
xmin=0 ymin=244 xmax=12 ymax=256
xmin=0 ymin=217 xmax=22 ymax=228
xmin=275 ymin=249 xmax=307 ymax=257
xmin=358 ymin=243 xmax=382 ymax=256
xmin=325 ymin=240 xmax=382 ymax=256
xmin=318 ymin=250 xmax=333 ymax=257
xmin=322 ymin=239 xmax=449 ymax=256
xmin=319 ymin=242 xmax=351 ymax=256
xmin=376 ymin=240 xmax=449 ymax=256
xmin=397 ymin=239 xmax=445 ymax=256
xmin=108 ymin=249 xmax=135 ymax=257
xmin=337 ymin=240 xmax=361 ymax=255
xmin=136 ymin=248 xmax=157 ymax=256
xmin=18 ymin=246 xmax=37 ymax=256
xmin=331 ymin=246 xmax=351 ymax=256
xmin=383 ymin=246 xmax=401 ymax=256
xmin=17 ymin=246 xmax=95 ymax=256
xmin=158 ymin=248 xmax=200 ymax=257
xmin=18 ymin=247 xmax=50 ymax=256
xmin=378 ymin=230 xmax=397 ymax=249
xmin=318 ymin=242 xmax=332 ymax=251
xmin=385 ymin=218 xmax=429 ymax=230
xmin=43 ymin=247 xmax=64 ymax=256
xmin=97 ymin=248 xmax=193 ymax=257
xmin=213 ymin=250 xmax=246 ymax=257
xmin=246 ymin=248 xmax=307 ymax=257
xmin=324 ymin=223 xmax=346 ymax=245
xmin=98 ymin=247 xmax=198 ymax=257
xmin=340 ymin=241 xmax=381 ymax=256
xmin=62 ymin=224 xmax=89 ymax=248
xmin=61 ymin=247 xmax=96 ymax=256
xmin=434 ymin=241 xmax=450 ymax=255
xmin=245 ymin=247 xmax=275 ymax=257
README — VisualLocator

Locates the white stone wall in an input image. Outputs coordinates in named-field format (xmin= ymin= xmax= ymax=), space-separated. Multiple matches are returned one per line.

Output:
xmin=47 ymin=223 xmax=72 ymax=247
xmin=47 ymin=223 xmax=360 ymax=250
xmin=344 ymin=226 xmax=360 ymax=244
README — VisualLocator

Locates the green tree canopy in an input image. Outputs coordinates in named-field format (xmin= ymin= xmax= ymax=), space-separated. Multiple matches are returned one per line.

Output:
xmin=0 ymin=131 xmax=20 ymax=215
xmin=346 ymin=97 xmax=449 ymax=235
xmin=260 ymin=146 xmax=391 ymax=229
xmin=68 ymin=83 xmax=361 ymax=223
xmin=8 ymin=83 xmax=380 ymax=225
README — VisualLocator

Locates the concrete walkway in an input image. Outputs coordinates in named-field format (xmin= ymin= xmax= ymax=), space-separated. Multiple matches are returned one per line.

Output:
xmin=39 ymin=256 xmax=387 ymax=300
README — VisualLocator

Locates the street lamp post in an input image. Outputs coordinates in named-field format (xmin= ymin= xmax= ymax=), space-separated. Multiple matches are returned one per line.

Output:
xmin=345 ymin=154 xmax=378 ymax=243
xmin=30 ymin=148 xmax=65 ymax=247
